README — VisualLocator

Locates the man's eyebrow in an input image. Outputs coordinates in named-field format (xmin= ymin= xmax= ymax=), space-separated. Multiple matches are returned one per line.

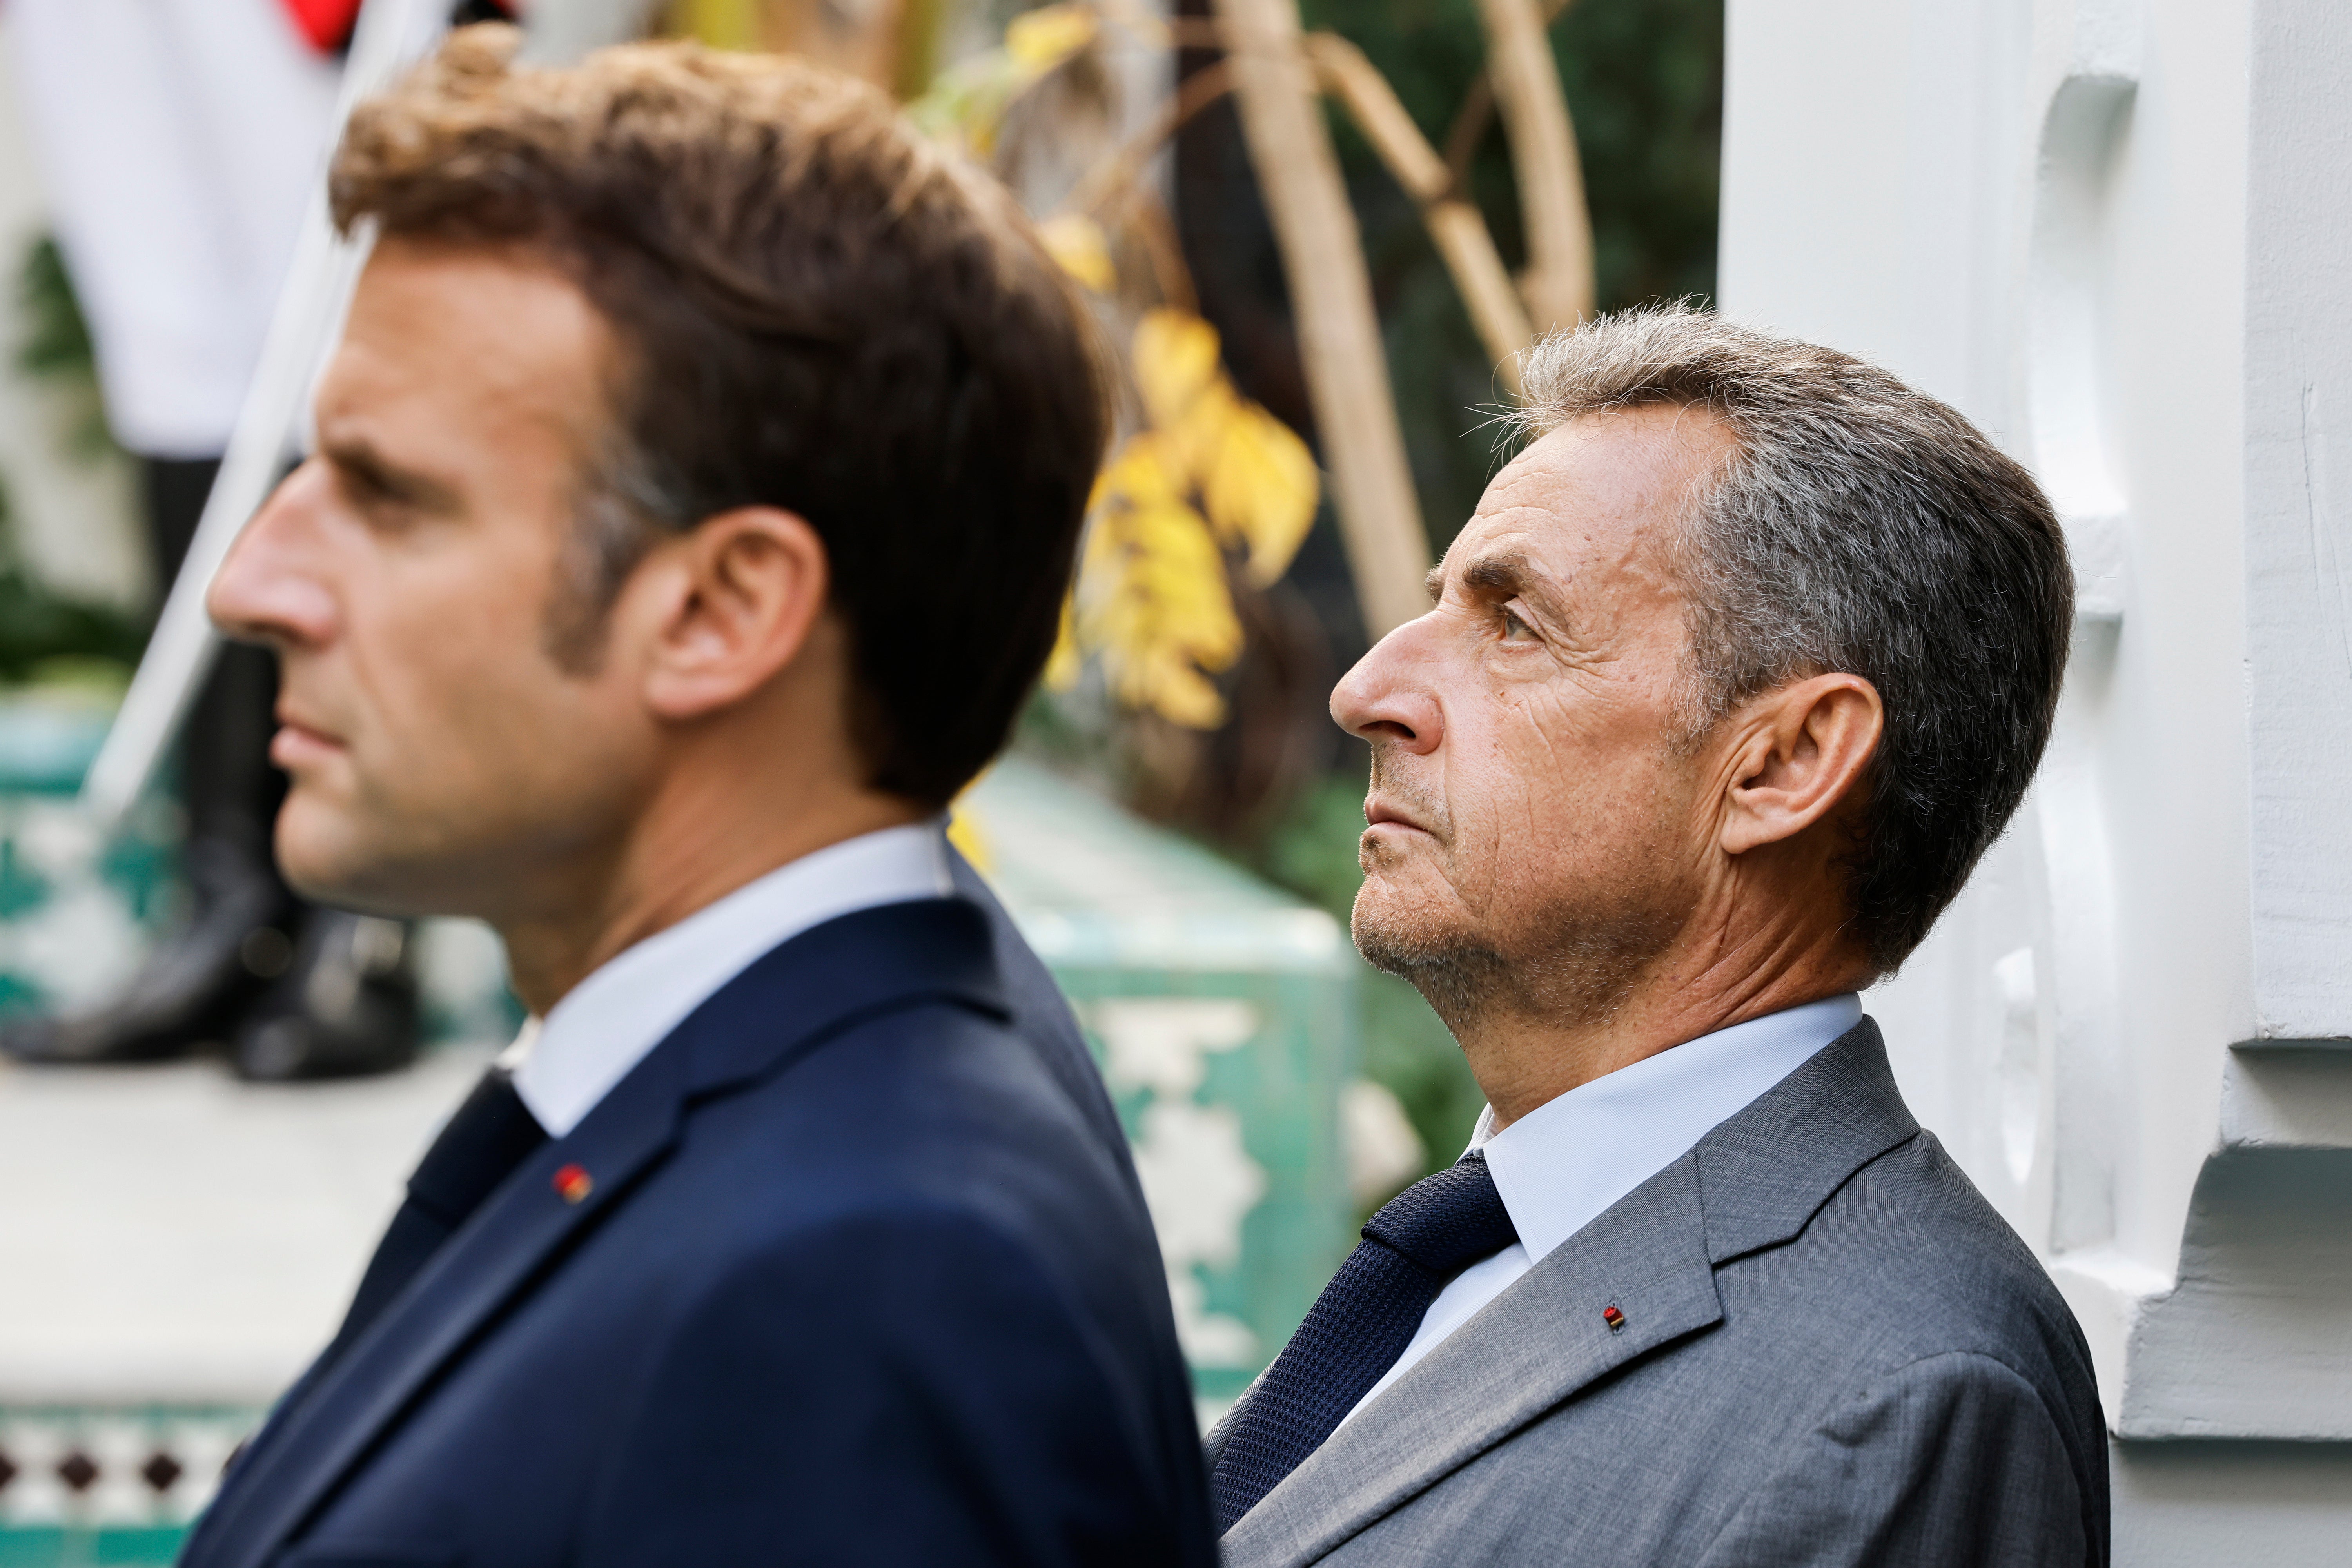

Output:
xmin=1455 ymin=551 xmax=1566 ymax=617
xmin=319 ymin=433 xmax=461 ymax=513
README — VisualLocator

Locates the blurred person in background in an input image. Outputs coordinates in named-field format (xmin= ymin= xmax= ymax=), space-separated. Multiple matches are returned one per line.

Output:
xmin=1205 ymin=307 xmax=2107 ymax=1566
xmin=0 ymin=0 xmax=509 ymax=1077
xmin=178 ymin=27 xmax=1213 ymax=1568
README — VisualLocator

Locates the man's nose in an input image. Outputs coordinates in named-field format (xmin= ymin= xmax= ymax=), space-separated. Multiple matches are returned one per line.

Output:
xmin=1330 ymin=619 xmax=1443 ymax=755
xmin=206 ymin=461 xmax=339 ymax=649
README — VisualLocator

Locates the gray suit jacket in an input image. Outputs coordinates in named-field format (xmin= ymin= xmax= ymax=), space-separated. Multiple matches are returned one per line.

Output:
xmin=1207 ymin=1019 xmax=2107 ymax=1566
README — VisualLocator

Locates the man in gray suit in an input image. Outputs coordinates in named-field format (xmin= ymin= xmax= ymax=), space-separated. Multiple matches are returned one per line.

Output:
xmin=1208 ymin=305 xmax=2105 ymax=1565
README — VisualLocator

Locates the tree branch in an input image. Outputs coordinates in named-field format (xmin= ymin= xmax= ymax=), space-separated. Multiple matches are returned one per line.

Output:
xmin=1065 ymin=57 xmax=1237 ymax=218
xmin=1440 ymin=0 xmax=1582 ymax=198
xmin=1475 ymin=0 xmax=1594 ymax=332
xmin=1210 ymin=0 xmax=1431 ymax=635
xmin=1305 ymin=32 xmax=1531 ymax=392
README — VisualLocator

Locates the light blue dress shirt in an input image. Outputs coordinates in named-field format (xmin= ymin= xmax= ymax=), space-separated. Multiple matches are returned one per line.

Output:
xmin=1339 ymin=992 xmax=1864 ymax=1426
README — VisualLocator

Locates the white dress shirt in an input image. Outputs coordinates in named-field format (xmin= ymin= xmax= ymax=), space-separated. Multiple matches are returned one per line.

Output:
xmin=1339 ymin=992 xmax=1863 ymax=1426
xmin=502 ymin=822 xmax=955 ymax=1137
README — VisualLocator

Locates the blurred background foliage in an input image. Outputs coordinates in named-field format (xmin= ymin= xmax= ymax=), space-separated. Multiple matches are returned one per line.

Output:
xmin=17 ymin=235 xmax=117 ymax=465
xmin=1307 ymin=0 xmax=1723 ymax=545
xmin=2 ymin=234 xmax=145 ymax=685
xmin=0 ymin=0 xmax=1724 ymax=1194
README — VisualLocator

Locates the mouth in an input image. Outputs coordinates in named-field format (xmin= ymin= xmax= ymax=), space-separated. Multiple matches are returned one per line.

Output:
xmin=1362 ymin=795 xmax=1436 ymax=839
xmin=269 ymin=705 xmax=347 ymax=769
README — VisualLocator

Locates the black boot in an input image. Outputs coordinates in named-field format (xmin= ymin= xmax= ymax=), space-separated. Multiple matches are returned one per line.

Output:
xmin=232 ymin=908 xmax=421 ymax=1081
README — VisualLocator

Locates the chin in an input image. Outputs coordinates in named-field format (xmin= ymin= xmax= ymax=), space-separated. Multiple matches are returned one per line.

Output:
xmin=276 ymin=834 xmax=369 ymax=910
xmin=1350 ymin=870 xmax=1458 ymax=966
xmin=1349 ymin=877 xmax=1512 ymax=1034
xmin=275 ymin=799 xmax=416 ymax=916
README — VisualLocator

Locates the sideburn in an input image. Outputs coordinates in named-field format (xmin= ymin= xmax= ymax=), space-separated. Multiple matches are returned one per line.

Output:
xmin=540 ymin=480 xmax=662 ymax=676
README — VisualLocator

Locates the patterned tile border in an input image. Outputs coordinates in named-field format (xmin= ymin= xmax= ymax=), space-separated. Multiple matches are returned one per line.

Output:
xmin=0 ymin=1409 xmax=259 ymax=1530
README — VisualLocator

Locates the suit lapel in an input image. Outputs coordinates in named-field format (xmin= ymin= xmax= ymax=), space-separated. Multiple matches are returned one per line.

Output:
xmin=1689 ymin=1018 xmax=1919 ymax=1267
xmin=1220 ymin=1156 xmax=1723 ymax=1568
xmin=1218 ymin=1018 xmax=1920 ymax=1568
xmin=182 ymin=1044 xmax=688 ymax=1568
xmin=185 ymin=897 xmax=1007 ymax=1568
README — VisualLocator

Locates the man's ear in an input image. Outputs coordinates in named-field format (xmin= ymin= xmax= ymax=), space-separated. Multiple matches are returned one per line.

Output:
xmin=628 ymin=505 xmax=831 ymax=722
xmin=1718 ymin=673 xmax=1883 ymax=856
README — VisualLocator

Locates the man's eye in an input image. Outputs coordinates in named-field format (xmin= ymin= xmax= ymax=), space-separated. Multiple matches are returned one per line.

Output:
xmin=339 ymin=467 xmax=419 ymax=527
xmin=340 ymin=468 xmax=394 ymax=507
xmin=1499 ymin=605 xmax=1536 ymax=641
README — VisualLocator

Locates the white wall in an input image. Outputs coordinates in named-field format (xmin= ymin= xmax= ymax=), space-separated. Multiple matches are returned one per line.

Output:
xmin=1723 ymin=0 xmax=2352 ymax=1556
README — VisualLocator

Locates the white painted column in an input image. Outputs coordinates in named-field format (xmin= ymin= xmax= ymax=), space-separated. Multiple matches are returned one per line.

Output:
xmin=1721 ymin=0 xmax=2352 ymax=1557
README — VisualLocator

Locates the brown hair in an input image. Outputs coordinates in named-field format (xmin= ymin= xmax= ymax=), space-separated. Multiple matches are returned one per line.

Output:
xmin=331 ymin=24 xmax=1109 ymax=808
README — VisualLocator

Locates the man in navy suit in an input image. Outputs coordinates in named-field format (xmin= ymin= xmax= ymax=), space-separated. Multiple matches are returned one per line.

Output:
xmin=180 ymin=25 xmax=1213 ymax=1567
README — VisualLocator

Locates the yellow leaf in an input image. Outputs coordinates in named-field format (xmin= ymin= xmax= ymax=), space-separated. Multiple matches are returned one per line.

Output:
xmin=1072 ymin=432 xmax=1243 ymax=729
xmin=1127 ymin=497 xmax=1227 ymax=581
xmin=1005 ymin=5 xmax=1098 ymax=72
xmin=1156 ymin=376 xmax=1232 ymax=497
xmin=946 ymin=799 xmax=994 ymax=873
xmin=1043 ymin=592 xmax=1082 ymax=691
xmin=1090 ymin=431 xmax=1185 ymax=511
xmin=1203 ymin=399 xmax=1320 ymax=585
xmin=1132 ymin=308 xmax=1222 ymax=435
xmin=1141 ymin=655 xmax=1227 ymax=729
xmin=908 ymin=4 xmax=1093 ymax=157
xmin=672 ymin=0 xmax=762 ymax=50
xmin=1036 ymin=213 xmax=1116 ymax=294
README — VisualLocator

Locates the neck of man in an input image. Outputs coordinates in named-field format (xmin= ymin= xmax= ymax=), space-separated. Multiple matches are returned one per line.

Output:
xmin=1439 ymin=863 xmax=1877 ymax=1133
xmin=495 ymin=738 xmax=926 ymax=1018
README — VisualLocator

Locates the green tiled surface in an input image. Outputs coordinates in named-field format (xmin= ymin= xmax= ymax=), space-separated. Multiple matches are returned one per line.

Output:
xmin=0 ymin=696 xmax=177 ymax=1029
xmin=0 ymin=694 xmax=519 ymax=1043
xmin=0 ymin=698 xmax=113 ymax=799
xmin=965 ymin=757 xmax=1359 ymax=1407
xmin=0 ymin=1529 xmax=187 ymax=1568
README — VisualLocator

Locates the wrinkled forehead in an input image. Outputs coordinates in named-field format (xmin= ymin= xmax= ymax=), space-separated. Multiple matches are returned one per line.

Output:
xmin=1439 ymin=404 xmax=1733 ymax=602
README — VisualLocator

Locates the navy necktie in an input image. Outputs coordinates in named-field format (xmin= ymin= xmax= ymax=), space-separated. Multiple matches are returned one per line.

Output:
xmin=1210 ymin=1152 xmax=1520 ymax=1532
xmin=323 ymin=1066 xmax=547 ymax=1363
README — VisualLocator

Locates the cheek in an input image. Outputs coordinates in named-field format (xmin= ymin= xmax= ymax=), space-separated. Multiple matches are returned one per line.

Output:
xmin=1443 ymin=688 xmax=1584 ymax=846
xmin=343 ymin=551 xmax=631 ymax=815
xmin=1442 ymin=685 xmax=1684 ymax=900
xmin=394 ymin=643 xmax=607 ymax=801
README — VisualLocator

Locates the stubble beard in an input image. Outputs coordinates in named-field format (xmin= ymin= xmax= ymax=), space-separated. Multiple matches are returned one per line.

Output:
xmin=1349 ymin=760 xmax=1685 ymax=1042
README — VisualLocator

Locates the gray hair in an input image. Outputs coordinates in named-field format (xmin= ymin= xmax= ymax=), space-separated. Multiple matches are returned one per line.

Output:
xmin=1508 ymin=303 xmax=2073 ymax=972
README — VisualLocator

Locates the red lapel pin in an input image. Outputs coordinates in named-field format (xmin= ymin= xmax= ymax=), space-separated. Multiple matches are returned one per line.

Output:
xmin=553 ymin=1163 xmax=594 ymax=1204
xmin=1602 ymin=1304 xmax=1626 ymax=1333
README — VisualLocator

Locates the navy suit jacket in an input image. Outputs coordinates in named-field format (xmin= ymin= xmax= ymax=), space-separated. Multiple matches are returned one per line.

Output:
xmin=181 ymin=869 xmax=1215 ymax=1567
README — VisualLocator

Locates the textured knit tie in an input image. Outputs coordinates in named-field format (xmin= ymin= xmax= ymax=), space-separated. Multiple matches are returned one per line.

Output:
xmin=1209 ymin=1152 xmax=1519 ymax=1532
xmin=320 ymin=1066 xmax=548 ymax=1365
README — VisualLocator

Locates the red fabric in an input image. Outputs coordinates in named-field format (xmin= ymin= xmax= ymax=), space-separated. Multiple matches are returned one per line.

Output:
xmin=281 ymin=0 xmax=364 ymax=53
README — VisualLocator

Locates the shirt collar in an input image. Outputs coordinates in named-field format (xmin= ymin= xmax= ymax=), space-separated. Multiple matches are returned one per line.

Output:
xmin=506 ymin=820 xmax=955 ymax=1136
xmin=1470 ymin=993 xmax=1862 ymax=1264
